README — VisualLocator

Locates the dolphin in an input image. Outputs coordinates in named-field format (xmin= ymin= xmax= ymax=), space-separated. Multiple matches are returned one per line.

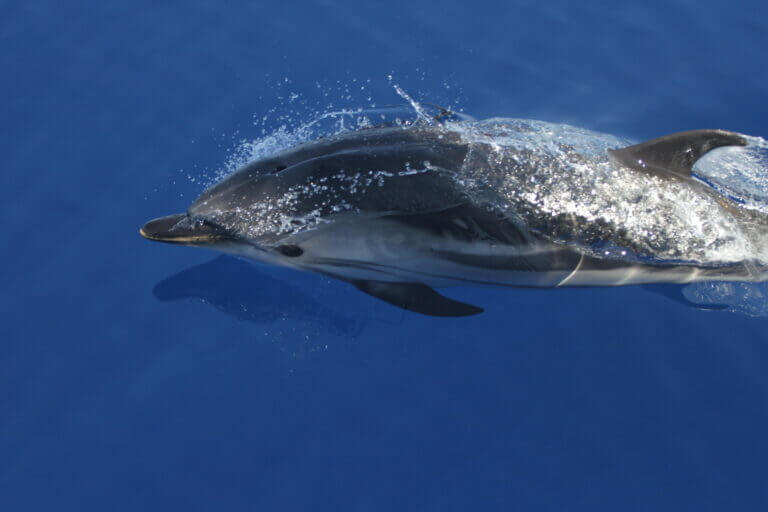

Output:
xmin=140 ymin=114 xmax=768 ymax=316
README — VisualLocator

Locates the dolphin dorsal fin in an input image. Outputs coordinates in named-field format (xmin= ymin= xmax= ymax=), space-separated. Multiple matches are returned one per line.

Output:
xmin=608 ymin=129 xmax=747 ymax=178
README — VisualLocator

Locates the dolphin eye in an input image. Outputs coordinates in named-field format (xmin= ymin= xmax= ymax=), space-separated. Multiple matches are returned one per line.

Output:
xmin=276 ymin=244 xmax=303 ymax=257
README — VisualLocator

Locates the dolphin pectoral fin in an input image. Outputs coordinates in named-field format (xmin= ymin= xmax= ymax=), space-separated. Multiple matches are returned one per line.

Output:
xmin=352 ymin=280 xmax=484 ymax=317
xmin=608 ymin=129 xmax=747 ymax=178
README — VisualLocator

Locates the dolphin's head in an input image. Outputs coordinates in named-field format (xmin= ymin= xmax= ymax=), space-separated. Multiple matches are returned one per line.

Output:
xmin=141 ymin=125 xmax=471 ymax=265
xmin=139 ymin=209 xmax=302 ymax=269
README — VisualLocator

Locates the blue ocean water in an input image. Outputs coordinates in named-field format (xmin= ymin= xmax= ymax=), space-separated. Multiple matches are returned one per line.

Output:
xmin=3 ymin=1 xmax=768 ymax=510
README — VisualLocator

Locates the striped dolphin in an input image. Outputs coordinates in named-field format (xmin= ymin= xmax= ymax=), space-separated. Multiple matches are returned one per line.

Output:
xmin=140 ymin=114 xmax=768 ymax=316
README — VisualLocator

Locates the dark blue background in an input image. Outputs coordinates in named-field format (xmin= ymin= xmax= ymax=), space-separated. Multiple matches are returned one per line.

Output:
xmin=3 ymin=1 xmax=768 ymax=510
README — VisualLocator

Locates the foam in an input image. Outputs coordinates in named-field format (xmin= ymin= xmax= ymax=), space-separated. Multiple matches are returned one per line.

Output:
xmin=447 ymin=118 xmax=768 ymax=265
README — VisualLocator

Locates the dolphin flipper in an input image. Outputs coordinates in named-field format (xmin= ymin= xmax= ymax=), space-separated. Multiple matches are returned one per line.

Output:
xmin=609 ymin=129 xmax=747 ymax=178
xmin=352 ymin=280 xmax=484 ymax=317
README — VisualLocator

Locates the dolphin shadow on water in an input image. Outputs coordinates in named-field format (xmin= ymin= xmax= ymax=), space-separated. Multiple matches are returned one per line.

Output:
xmin=153 ymin=256 xmax=365 ymax=338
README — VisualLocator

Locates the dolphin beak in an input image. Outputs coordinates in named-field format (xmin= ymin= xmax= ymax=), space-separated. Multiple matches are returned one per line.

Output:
xmin=140 ymin=213 xmax=234 ymax=245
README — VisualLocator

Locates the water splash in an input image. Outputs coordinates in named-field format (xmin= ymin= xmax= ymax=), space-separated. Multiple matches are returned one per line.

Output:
xmin=201 ymin=81 xmax=469 ymax=190
xmin=392 ymin=83 xmax=433 ymax=125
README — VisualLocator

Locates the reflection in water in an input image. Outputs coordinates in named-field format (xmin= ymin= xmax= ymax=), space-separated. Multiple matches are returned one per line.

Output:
xmin=643 ymin=282 xmax=768 ymax=316
xmin=682 ymin=281 xmax=768 ymax=317
xmin=153 ymin=256 xmax=364 ymax=338
xmin=641 ymin=284 xmax=729 ymax=311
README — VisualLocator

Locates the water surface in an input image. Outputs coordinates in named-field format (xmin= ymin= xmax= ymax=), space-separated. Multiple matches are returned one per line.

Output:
xmin=2 ymin=1 xmax=768 ymax=510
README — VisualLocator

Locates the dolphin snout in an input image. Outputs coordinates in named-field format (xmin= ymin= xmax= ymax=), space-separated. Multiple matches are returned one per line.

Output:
xmin=140 ymin=214 xmax=187 ymax=241
xmin=140 ymin=213 xmax=233 ymax=244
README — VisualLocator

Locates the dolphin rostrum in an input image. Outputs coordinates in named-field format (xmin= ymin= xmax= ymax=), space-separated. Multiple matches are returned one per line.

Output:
xmin=141 ymin=112 xmax=768 ymax=316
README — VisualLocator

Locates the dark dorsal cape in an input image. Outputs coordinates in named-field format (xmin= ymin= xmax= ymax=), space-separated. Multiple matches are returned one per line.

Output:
xmin=608 ymin=129 xmax=747 ymax=178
